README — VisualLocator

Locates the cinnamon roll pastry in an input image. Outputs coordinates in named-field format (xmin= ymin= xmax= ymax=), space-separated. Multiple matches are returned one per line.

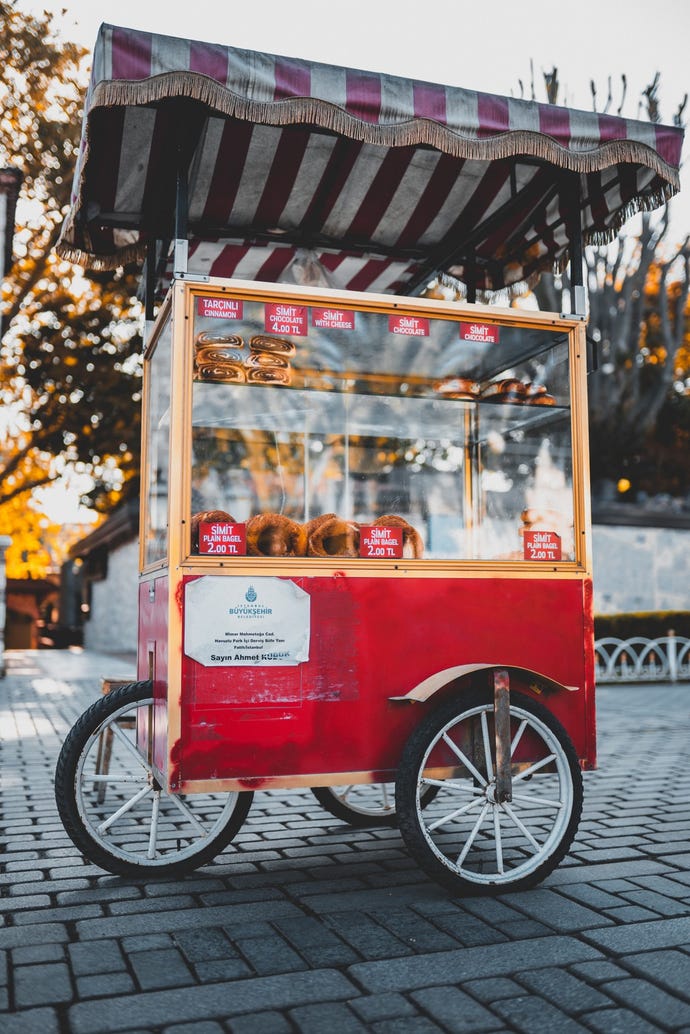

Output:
xmin=246 ymin=366 xmax=291 ymax=385
xmin=244 ymin=352 xmax=290 ymax=369
xmin=246 ymin=513 xmax=307 ymax=557
xmin=195 ymin=362 xmax=247 ymax=383
xmin=195 ymin=331 xmax=244 ymax=349
xmin=249 ymin=335 xmax=297 ymax=357
xmin=373 ymin=514 xmax=424 ymax=559
xmin=196 ymin=344 xmax=247 ymax=364
xmin=307 ymin=515 xmax=360 ymax=557
xmin=191 ymin=510 xmax=236 ymax=552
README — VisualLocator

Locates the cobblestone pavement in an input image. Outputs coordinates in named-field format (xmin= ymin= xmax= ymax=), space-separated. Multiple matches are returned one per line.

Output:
xmin=1 ymin=649 xmax=689 ymax=1034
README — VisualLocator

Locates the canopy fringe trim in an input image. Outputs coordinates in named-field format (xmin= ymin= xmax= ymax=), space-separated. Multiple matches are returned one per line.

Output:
xmin=88 ymin=74 xmax=681 ymax=187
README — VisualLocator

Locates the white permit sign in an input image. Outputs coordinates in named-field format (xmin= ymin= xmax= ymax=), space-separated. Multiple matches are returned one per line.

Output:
xmin=184 ymin=576 xmax=310 ymax=667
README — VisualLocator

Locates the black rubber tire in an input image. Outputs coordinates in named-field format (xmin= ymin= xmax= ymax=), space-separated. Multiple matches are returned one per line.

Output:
xmin=55 ymin=680 xmax=253 ymax=877
xmin=311 ymin=781 xmax=439 ymax=828
xmin=395 ymin=688 xmax=583 ymax=895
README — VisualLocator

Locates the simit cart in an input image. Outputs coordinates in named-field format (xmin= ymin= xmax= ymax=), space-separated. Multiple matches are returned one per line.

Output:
xmin=54 ymin=24 xmax=683 ymax=893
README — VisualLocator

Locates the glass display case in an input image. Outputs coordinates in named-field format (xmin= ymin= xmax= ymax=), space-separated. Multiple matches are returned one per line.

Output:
xmin=143 ymin=283 xmax=587 ymax=571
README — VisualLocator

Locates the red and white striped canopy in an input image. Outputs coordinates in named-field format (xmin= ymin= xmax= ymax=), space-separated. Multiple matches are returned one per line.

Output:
xmin=57 ymin=23 xmax=684 ymax=297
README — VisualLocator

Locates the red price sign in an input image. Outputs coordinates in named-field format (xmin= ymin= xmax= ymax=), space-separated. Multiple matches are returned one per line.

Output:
xmin=265 ymin=303 xmax=307 ymax=336
xmin=459 ymin=322 xmax=500 ymax=344
xmin=360 ymin=526 xmax=403 ymax=559
xmin=311 ymin=307 xmax=355 ymax=330
xmin=196 ymin=297 xmax=243 ymax=320
xmin=388 ymin=314 xmax=429 ymax=337
xmin=199 ymin=522 xmax=247 ymax=556
xmin=523 ymin=531 xmax=562 ymax=562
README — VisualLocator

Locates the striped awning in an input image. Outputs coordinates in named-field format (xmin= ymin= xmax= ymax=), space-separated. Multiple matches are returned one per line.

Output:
xmin=57 ymin=23 xmax=684 ymax=297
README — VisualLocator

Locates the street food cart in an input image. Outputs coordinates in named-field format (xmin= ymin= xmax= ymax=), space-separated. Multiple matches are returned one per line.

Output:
xmin=54 ymin=24 xmax=683 ymax=892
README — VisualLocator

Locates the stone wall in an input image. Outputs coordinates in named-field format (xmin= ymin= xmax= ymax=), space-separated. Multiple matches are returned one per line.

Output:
xmin=592 ymin=524 xmax=690 ymax=615
xmin=82 ymin=538 xmax=139 ymax=655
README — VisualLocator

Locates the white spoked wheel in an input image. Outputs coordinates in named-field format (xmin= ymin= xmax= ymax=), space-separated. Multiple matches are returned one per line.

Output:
xmin=55 ymin=680 xmax=253 ymax=877
xmin=312 ymin=780 xmax=438 ymax=827
xmin=396 ymin=689 xmax=583 ymax=894
xmin=311 ymin=783 xmax=399 ymax=826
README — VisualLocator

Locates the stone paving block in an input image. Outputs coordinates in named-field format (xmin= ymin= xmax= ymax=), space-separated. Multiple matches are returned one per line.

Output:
xmin=629 ymin=874 xmax=690 ymax=899
xmin=288 ymin=1001 xmax=369 ymax=1033
xmin=516 ymin=966 xmax=611 ymax=1012
xmin=568 ymin=960 xmax=634 ymax=983
xmin=583 ymin=916 xmax=690 ymax=954
xmin=603 ymin=906 xmax=659 ymax=923
xmin=369 ymin=1016 xmax=447 ymax=1033
xmin=557 ymin=883 xmax=625 ymax=909
xmin=623 ymin=949 xmax=690 ymax=999
xmin=544 ymin=860 xmax=668 ymax=887
xmin=10 ymin=943 xmax=66 ymax=966
xmin=192 ymin=958 xmax=253 ymax=982
xmin=491 ymin=993 xmax=591 ymax=1032
xmin=163 ymin=1024 xmax=225 ymax=1034
xmin=68 ymin=939 xmax=126 ymax=976
xmin=579 ymin=1007 xmax=664 ymax=1034
xmin=75 ymin=899 xmax=302 ymax=941
xmin=273 ymin=915 xmax=359 ymax=966
xmin=369 ymin=909 xmax=459 ymax=952
xmin=461 ymin=977 xmax=526 ymax=1002
xmin=324 ymin=911 xmax=414 ymax=960
xmin=347 ymin=936 xmax=603 ymax=992
xmin=68 ymin=969 xmax=357 ymax=1033
xmin=499 ymin=888 xmax=614 ymax=932
xmin=293 ymin=883 xmax=444 ymax=915
xmin=0 ymin=894 xmax=51 ymax=913
xmin=227 ymin=1010 xmax=292 ymax=1034
xmin=601 ymin=977 xmax=690 ymax=1026
xmin=13 ymin=961 xmax=73 ymax=1007
xmin=0 ymin=1006 xmax=60 ymax=1033
xmin=619 ymin=889 xmax=689 ymax=916
xmin=76 ymin=972 xmax=136 ymax=998
xmin=13 ymin=903 xmax=104 ymax=925
xmin=0 ymin=923 xmax=70 ymax=951
xmin=428 ymin=912 xmax=508 ymax=947
xmin=172 ymin=926 xmax=236 ymax=963
xmin=350 ymin=991 xmax=419 ymax=1022
xmin=411 ymin=985 xmax=504 ymax=1032
xmin=234 ymin=933 xmax=306 ymax=975
xmin=120 ymin=933 xmax=175 ymax=953
xmin=129 ymin=948 xmax=196 ymax=990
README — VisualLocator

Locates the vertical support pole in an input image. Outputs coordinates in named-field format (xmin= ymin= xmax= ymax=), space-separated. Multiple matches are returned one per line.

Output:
xmin=566 ymin=173 xmax=586 ymax=316
xmin=173 ymin=140 xmax=189 ymax=277
xmin=466 ymin=252 xmax=477 ymax=304
xmin=143 ymin=240 xmax=157 ymax=347
xmin=493 ymin=668 xmax=512 ymax=803
xmin=668 ymin=629 xmax=678 ymax=683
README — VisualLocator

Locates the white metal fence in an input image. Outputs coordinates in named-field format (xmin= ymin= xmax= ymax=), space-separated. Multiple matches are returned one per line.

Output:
xmin=595 ymin=634 xmax=690 ymax=683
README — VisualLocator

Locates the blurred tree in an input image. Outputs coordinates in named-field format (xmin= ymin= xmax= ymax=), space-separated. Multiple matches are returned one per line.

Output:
xmin=0 ymin=3 xmax=143 ymax=575
xmin=530 ymin=68 xmax=690 ymax=502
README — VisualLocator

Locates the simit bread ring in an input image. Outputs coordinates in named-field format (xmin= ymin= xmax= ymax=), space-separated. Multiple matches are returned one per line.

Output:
xmin=246 ymin=513 xmax=307 ymax=557
xmin=307 ymin=515 xmax=360 ymax=557
xmin=191 ymin=510 xmax=236 ymax=552
xmin=373 ymin=514 xmax=424 ymax=558
xmin=481 ymin=379 xmax=527 ymax=402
